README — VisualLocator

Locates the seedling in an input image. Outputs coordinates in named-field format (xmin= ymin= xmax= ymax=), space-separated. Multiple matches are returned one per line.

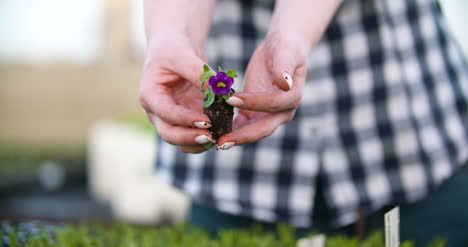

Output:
xmin=200 ymin=65 xmax=237 ymax=144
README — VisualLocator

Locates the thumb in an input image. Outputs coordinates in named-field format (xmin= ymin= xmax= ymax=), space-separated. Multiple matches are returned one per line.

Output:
xmin=268 ymin=48 xmax=297 ymax=91
xmin=172 ymin=49 xmax=207 ymax=88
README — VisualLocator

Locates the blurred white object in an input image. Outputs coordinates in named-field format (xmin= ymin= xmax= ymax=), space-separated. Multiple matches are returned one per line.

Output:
xmin=88 ymin=120 xmax=189 ymax=224
xmin=112 ymin=175 xmax=190 ymax=224
xmin=0 ymin=0 xmax=102 ymax=64
xmin=130 ymin=0 xmax=146 ymax=59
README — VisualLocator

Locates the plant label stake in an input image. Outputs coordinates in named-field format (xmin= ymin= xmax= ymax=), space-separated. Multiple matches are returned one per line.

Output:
xmin=297 ymin=234 xmax=325 ymax=247
xmin=385 ymin=206 xmax=400 ymax=247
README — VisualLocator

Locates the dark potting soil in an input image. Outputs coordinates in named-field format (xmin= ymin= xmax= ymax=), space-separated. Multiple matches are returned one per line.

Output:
xmin=204 ymin=90 xmax=234 ymax=140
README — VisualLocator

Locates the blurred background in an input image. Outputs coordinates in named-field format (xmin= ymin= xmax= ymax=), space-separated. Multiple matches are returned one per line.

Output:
xmin=0 ymin=0 xmax=467 ymax=225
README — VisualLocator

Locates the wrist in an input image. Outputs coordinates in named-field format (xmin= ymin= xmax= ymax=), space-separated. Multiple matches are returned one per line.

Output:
xmin=266 ymin=28 xmax=312 ymax=56
xmin=145 ymin=30 xmax=207 ymax=65
xmin=144 ymin=0 xmax=216 ymax=54
xmin=147 ymin=30 xmax=206 ymax=60
xmin=144 ymin=0 xmax=190 ymax=41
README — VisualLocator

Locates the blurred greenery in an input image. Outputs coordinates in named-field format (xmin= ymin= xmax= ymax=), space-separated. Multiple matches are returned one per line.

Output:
xmin=0 ymin=112 xmax=154 ymax=178
xmin=0 ymin=145 xmax=86 ymax=177
xmin=0 ymin=222 xmax=447 ymax=247
xmin=116 ymin=112 xmax=155 ymax=134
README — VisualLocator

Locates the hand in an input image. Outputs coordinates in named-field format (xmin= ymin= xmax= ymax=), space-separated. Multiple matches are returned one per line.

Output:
xmin=139 ymin=31 xmax=214 ymax=153
xmin=216 ymin=32 xmax=309 ymax=150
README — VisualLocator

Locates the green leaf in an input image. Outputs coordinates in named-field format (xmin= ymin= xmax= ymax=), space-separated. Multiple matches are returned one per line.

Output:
xmin=221 ymin=93 xmax=231 ymax=100
xmin=200 ymin=81 xmax=205 ymax=90
xmin=426 ymin=237 xmax=447 ymax=247
xmin=202 ymin=142 xmax=215 ymax=150
xmin=400 ymin=240 xmax=416 ymax=247
xmin=226 ymin=69 xmax=237 ymax=78
xmin=203 ymin=64 xmax=210 ymax=72
xmin=204 ymin=94 xmax=215 ymax=108
xmin=218 ymin=66 xmax=223 ymax=72
xmin=204 ymin=87 xmax=213 ymax=98
xmin=203 ymin=87 xmax=215 ymax=108
xmin=199 ymin=70 xmax=215 ymax=83
xmin=204 ymin=86 xmax=213 ymax=95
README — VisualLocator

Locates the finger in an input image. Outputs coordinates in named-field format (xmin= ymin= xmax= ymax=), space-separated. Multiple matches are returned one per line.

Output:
xmin=140 ymin=86 xmax=211 ymax=128
xmin=217 ymin=111 xmax=294 ymax=150
xmin=226 ymin=88 xmax=302 ymax=112
xmin=267 ymin=46 xmax=298 ymax=91
xmin=232 ymin=110 xmax=269 ymax=131
xmin=170 ymin=49 xmax=207 ymax=88
xmin=232 ymin=110 xmax=251 ymax=130
xmin=150 ymin=115 xmax=215 ymax=145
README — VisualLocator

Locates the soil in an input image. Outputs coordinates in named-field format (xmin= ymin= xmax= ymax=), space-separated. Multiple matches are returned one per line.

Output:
xmin=204 ymin=89 xmax=234 ymax=140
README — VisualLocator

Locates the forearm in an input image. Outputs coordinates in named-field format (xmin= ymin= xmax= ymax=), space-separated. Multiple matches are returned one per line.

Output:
xmin=187 ymin=0 xmax=217 ymax=50
xmin=269 ymin=0 xmax=342 ymax=53
xmin=144 ymin=0 xmax=216 ymax=49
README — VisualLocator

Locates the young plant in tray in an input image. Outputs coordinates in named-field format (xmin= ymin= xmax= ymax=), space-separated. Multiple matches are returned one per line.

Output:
xmin=200 ymin=65 xmax=237 ymax=146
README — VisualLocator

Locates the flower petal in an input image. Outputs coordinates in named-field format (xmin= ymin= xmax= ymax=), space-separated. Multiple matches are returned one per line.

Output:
xmin=216 ymin=72 xmax=228 ymax=82
xmin=223 ymin=88 xmax=231 ymax=94
xmin=224 ymin=76 xmax=234 ymax=87
xmin=218 ymin=87 xmax=230 ymax=95
xmin=212 ymin=86 xmax=223 ymax=94
xmin=209 ymin=75 xmax=218 ymax=87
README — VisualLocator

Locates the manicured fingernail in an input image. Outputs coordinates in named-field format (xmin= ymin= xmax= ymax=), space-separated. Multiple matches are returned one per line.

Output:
xmin=226 ymin=97 xmax=244 ymax=107
xmin=217 ymin=142 xmax=235 ymax=150
xmin=194 ymin=121 xmax=211 ymax=129
xmin=195 ymin=135 xmax=215 ymax=144
xmin=283 ymin=72 xmax=293 ymax=89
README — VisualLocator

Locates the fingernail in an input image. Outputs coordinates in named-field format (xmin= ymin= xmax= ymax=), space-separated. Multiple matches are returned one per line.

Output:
xmin=283 ymin=72 xmax=293 ymax=89
xmin=217 ymin=142 xmax=236 ymax=150
xmin=195 ymin=135 xmax=215 ymax=144
xmin=194 ymin=121 xmax=211 ymax=129
xmin=226 ymin=97 xmax=244 ymax=107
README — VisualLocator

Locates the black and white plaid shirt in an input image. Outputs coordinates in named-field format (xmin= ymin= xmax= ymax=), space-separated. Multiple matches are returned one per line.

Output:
xmin=156 ymin=0 xmax=468 ymax=227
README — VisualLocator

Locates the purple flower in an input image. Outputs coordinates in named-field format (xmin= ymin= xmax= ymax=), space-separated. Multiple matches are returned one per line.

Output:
xmin=209 ymin=72 xmax=234 ymax=95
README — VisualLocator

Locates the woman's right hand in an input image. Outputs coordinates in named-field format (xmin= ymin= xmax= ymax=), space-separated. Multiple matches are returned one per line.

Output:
xmin=139 ymin=31 xmax=215 ymax=153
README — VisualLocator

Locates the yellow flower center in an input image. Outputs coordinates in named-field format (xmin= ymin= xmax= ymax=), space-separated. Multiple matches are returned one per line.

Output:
xmin=216 ymin=82 xmax=226 ymax=87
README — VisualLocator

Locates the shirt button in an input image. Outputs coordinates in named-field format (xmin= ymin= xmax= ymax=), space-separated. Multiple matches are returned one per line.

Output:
xmin=311 ymin=127 xmax=320 ymax=136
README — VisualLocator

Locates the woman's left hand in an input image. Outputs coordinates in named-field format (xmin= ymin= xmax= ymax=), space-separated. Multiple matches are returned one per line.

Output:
xmin=216 ymin=32 xmax=309 ymax=150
